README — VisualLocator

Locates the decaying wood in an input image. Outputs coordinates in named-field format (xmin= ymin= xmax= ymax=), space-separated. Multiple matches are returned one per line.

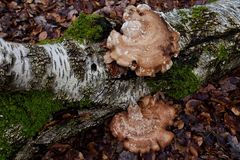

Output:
xmin=0 ymin=0 xmax=238 ymax=159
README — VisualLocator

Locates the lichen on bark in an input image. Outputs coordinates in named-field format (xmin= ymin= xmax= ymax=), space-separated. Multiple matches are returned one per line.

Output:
xmin=162 ymin=0 xmax=240 ymax=49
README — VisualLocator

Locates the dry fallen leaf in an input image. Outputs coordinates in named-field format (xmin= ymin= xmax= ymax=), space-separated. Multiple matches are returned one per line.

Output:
xmin=174 ymin=120 xmax=185 ymax=130
xmin=193 ymin=136 xmax=203 ymax=146
xmin=38 ymin=31 xmax=48 ymax=40
xmin=231 ymin=107 xmax=240 ymax=116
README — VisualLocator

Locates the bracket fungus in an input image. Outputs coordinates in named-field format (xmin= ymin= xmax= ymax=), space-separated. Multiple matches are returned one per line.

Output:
xmin=104 ymin=4 xmax=180 ymax=77
xmin=110 ymin=95 xmax=176 ymax=153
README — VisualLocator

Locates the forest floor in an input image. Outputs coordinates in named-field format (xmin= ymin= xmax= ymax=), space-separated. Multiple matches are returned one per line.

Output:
xmin=35 ymin=67 xmax=240 ymax=160
xmin=1 ymin=0 xmax=240 ymax=160
xmin=0 ymin=0 xmax=208 ymax=43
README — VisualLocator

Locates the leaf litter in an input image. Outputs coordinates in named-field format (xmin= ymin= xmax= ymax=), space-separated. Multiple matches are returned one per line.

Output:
xmin=1 ymin=0 xmax=208 ymax=43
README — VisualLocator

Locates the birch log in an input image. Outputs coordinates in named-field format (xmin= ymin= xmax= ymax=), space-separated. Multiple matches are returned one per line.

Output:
xmin=0 ymin=0 xmax=240 ymax=103
xmin=0 ymin=0 xmax=238 ymax=159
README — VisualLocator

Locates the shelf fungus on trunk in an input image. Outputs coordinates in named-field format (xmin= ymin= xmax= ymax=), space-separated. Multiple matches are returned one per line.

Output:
xmin=104 ymin=4 xmax=180 ymax=77
xmin=110 ymin=95 xmax=176 ymax=153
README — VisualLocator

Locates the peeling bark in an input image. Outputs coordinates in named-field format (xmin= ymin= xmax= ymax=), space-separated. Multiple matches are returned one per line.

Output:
xmin=0 ymin=0 xmax=238 ymax=159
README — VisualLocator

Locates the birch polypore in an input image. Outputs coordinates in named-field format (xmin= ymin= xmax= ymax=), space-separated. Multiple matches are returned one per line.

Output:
xmin=104 ymin=4 xmax=180 ymax=77
xmin=110 ymin=95 xmax=176 ymax=153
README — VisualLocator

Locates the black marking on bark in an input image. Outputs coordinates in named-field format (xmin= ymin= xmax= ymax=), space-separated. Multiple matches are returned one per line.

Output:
xmin=55 ymin=81 xmax=58 ymax=87
xmin=49 ymin=51 xmax=52 ymax=57
xmin=15 ymin=73 xmax=19 ymax=80
xmin=58 ymin=68 xmax=61 ymax=77
xmin=59 ymin=57 xmax=63 ymax=66
xmin=54 ymin=60 xmax=57 ymax=70
xmin=0 ymin=68 xmax=6 ymax=88
xmin=64 ymin=60 xmax=67 ymax=71
xmin=62 ymin=70 xmax=65 ymax=79
xmin=57 ymin=48 xmax=62 ymax=54
xmin=22 ymin=61 xmax=25 ymax=74
xmin=2 ymin=50 xmax=6 ymax=58
xmin=55 ymin=49 xmax=58 ymax=55
xmin=20 ymin=51 xmax=23 ymax=61
xmin=11 ymin=54 xmax=16 ymax=66
xmin=91 ymin=63 xmax=97 ymax=72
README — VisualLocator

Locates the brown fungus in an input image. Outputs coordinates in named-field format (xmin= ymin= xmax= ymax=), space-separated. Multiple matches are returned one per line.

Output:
xmin=110 ymin=95 xmax=176 ymax=153
xmin=104 ymin=4 xmax=180 ymax=77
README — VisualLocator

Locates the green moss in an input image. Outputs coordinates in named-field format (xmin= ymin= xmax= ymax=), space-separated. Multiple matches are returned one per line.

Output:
xmin=146 ymin=64 xmax=201 ymax=99
xmin=216 ymin=43 xmax=229 ymax=62
xmin=199 ymin=42 xmax=229 ymax=62
xmin=64 ymin=13 xmax=111 ymax=43
xmin=37 ymin=13 xmax=111 ymax=44
xmin=179 ymin=10 xmax=189 ymax=24
xmin=206 ymin=43 xmax=229 ymax=67
xmin=179 ymin=6 xmax=216 ymax=31
xmin=206 ymin=43 xmax=229 ymax=70
xmin=37 ymin=37 xmax=64 ymax=45
xmin=208 ymin=0 xmax=218 ymax=3
xmin=63 ymin=98 xmax=94 ymax=109
xmin=79 ymin=98 xmax=94 ymax=108
xmin=192 ymin=6 xmax=208 ymax=17
xmin=0 ymin=91 xmax=63 ymax=159
xmin=190 ymin=6 xmax=208 ymax=30
xmin=0 ymin=139 xmax=11 ymax=160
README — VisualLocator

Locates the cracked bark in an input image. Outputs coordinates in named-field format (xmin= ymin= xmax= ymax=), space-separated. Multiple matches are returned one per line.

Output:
xmin=0 ymin=0 xmax=238 ymax=159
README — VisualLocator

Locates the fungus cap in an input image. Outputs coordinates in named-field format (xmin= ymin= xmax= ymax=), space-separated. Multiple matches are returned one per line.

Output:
xmin=104 ymin=4 xmax=180 ymax=77
xmin=110 ymin=95 xmax=176 ymax=153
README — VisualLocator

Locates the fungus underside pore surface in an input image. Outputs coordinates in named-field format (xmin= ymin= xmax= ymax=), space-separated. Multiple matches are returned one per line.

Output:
xmin=104 ymin=4 xmax=180 ymax=77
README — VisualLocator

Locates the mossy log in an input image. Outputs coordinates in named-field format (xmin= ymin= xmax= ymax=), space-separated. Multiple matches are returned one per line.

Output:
xmin=0 ymin=0 xmax=239 ymax=159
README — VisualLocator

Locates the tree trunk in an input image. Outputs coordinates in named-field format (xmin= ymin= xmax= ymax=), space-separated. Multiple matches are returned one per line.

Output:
xmin=0 ymin=0 xmax=238 ymax=159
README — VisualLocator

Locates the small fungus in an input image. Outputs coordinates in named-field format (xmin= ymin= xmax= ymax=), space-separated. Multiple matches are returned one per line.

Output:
xmin=110 ymin=95 xmax=176 ymax=153
xmin=104 ymin=4 xmax=180 ymax=77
